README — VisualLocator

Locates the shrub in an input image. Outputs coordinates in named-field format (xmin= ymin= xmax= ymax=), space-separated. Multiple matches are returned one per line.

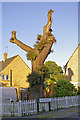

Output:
xmin=53 ymin=80 xmax=77 ymax=97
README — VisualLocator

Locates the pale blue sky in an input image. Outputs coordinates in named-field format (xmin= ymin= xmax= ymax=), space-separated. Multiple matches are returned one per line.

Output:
xmin=1 ymin=2 xmax=78 ymax=70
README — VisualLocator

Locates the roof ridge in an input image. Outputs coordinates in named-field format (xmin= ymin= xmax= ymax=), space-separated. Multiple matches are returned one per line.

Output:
xmin=0 ymin=55 xmax=18 ymax=63
xmin=5 ymin=55 xmax=18 ymax=61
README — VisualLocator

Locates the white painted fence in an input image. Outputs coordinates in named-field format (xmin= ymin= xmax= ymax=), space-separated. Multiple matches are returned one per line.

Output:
xmin=2 ymin=99 xmax=37 ymax=116
xmin=1 ymin=96 xmax=80 ymax=116
xmin=50 ymin=96 xmax=80 ymax=110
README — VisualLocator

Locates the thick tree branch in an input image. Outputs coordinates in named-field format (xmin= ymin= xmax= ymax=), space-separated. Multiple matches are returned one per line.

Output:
xmin=10 ymin=31 xmax=39 ymax=54
xmin=10 ymin=38 xmax=34 ymax=52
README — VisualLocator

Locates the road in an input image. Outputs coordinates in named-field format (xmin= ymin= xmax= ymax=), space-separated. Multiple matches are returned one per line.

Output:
xmin=1 ymin=107 xmax=80 ymax=120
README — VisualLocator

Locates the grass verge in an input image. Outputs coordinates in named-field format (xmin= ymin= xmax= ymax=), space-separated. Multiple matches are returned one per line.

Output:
xmin=38 ymin=108 xmax=80 ymax=118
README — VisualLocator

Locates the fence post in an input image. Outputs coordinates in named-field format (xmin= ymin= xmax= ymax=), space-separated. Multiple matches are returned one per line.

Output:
xmin=19 ymin=100 xmax=22 ymax=116
xmin=36 ymin=98 xmax=39 ymax=113
xmin=49 ymin=102 xmax=51 ymax=111
xmin=12 ymin=102 xmax=14 ymax=116
xmin=66 ymin=97 xmax=68 ymax=108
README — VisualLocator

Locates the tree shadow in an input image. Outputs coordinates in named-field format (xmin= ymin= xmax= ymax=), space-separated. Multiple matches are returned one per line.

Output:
xmin=65 ymin=68 xmax=74 ymax=81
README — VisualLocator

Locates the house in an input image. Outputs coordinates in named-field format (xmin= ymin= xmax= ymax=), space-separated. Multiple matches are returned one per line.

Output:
xmin=0 ymin=53 xmax=31 ymax=100
xmin=64 ymin=44 xmax=80 ymax=89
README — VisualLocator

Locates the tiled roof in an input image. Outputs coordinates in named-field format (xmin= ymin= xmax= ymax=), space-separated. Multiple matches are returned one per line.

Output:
xmin=0 ymin=55 xmax=18 ymax=72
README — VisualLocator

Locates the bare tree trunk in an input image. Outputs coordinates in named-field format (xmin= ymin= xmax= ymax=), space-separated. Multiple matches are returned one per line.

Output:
xmin=9 ymin=9 xmax=56 ymax=73
xmin=9 ymin=9 xmax=56 ymax=98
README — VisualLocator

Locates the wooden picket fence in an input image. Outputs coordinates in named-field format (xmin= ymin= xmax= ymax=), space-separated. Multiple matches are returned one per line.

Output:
xmin=2 ymin=99 xmax=37 ymax=116
xmin=1 ymin=96 xmax=80 ymax=116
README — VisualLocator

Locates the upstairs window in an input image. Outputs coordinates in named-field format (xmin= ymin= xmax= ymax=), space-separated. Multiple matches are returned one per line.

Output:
xmin=2 ymin=74 xmax=5 ymax=80
xmin=6 ymin=75 xmax=9 ymax=80
xmin=2 ymin=74 xmax=9 ymax=80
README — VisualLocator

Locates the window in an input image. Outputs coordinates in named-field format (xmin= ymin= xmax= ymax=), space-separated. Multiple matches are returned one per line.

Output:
xmin=2 ymin=74 xmax=9 ymax=80
xmin=6 ymin=75 xmax=9 ymax=80
xmin=2 ymin=74 xmax=5 ymax=80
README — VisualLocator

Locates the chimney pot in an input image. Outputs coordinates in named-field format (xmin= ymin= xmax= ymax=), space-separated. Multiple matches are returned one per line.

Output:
xmin=4 ymin=53 xmax=7 ymax=61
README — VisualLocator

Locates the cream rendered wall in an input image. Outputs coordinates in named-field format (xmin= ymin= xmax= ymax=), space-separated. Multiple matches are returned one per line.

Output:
xmin=65 ymin=46 xmax=80 ymax=89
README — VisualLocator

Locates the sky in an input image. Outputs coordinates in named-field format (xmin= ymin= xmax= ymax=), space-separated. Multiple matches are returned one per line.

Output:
xmin=1 ymin=2 xmax=78 ymax=70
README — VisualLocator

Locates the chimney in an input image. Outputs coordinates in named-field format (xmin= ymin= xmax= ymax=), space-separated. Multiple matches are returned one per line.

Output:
xmin=4 ymin=53 xmax=7 ymax=61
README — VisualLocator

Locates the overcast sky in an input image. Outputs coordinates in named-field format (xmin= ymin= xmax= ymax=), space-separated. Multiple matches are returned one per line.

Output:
xmin=1 ymin=2 xmax=78 ymax=70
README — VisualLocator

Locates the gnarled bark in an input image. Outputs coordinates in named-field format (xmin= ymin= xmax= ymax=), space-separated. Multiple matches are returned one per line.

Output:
xmin=43 ymin=9 xmax=54 ymax=35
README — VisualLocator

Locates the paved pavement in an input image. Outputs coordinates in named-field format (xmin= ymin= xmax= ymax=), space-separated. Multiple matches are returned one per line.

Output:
xmin=1 ymin=107 xmax=80 ymax=120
